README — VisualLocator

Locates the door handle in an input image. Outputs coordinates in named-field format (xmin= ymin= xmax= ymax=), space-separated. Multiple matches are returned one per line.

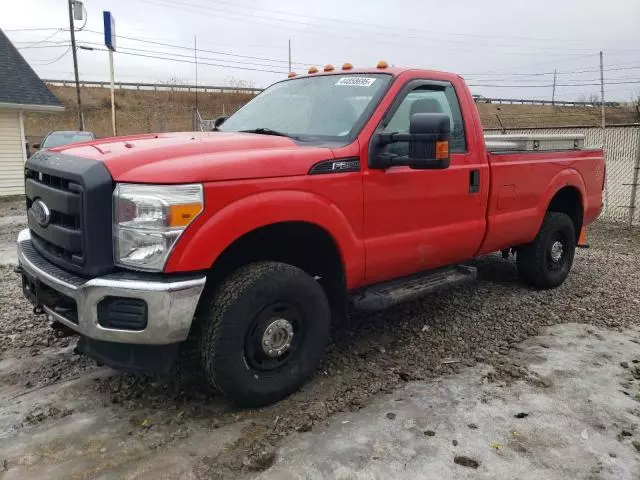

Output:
xmin=469 ymin=169 xmax=480 ymax=193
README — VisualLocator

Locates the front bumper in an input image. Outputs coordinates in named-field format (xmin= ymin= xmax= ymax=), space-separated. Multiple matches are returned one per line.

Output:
xmin=17 ymin=229 xmax=206 ymax=345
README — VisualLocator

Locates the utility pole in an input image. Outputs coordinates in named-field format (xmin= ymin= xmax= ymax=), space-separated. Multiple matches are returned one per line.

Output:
xmin=551 ymin=69 xmax=557 ymax=105
xmin=600 ymin=50 xmax=608 ymax=214
xmin=599 ymin=51 xmax=606 ymax=136
xmin=68 ymin=0 xmax=84 ymax=131
xmin=288 ymin=39 xmax=291 ymax=73
xmin=194 ymin=36 xmax=198 ymax=115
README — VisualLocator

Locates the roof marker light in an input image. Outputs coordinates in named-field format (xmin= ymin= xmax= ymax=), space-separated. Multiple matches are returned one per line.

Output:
xmin=342 ymin=63 xmax=353 ymax=70
xmin=377 ymin=60 xmax=389 ymax=69
xmin=288 ymin=72 xmax=297 ymax=78
xmin=324 ymin=64 xmax=335 ymax=72
xmin=308 ymin=66 xmax=319 ymax=74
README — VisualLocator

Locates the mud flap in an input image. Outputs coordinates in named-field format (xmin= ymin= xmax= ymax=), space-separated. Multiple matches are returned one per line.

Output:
xmin=577 ymin=227 xmax=590 ymax=249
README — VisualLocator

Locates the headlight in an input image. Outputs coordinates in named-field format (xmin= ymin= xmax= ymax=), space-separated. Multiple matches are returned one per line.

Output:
xmin=113 ymin=183 xmax=203 ymax=271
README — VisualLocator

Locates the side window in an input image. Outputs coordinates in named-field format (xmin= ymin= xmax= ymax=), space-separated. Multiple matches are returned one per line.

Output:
xmin=382 ymin=84 xmax=466 ymax=155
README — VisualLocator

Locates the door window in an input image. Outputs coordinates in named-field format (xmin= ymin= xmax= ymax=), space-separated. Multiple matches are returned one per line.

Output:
xmin=382 ymin=84 xmax=466 ymax=156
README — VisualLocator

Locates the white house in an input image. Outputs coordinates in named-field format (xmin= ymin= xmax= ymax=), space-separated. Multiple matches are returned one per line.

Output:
xmin=0 ymin=28 xmax=63 ymax=196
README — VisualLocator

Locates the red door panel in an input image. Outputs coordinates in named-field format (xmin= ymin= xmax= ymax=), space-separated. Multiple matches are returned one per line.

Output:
xmin=362 ymin=78 xmax=488 ymax=284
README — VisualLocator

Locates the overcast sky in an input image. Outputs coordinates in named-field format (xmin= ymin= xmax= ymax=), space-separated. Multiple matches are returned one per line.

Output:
xmin=4 ymin=0 xmax=640 ymax=101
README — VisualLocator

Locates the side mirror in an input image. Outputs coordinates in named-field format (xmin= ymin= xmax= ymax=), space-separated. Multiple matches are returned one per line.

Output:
xmin=32 ymin=143 xmax=40 ymax=150
xmin=371 ymin=113 xmax=451 ymax=170
xmin=212 ymin=116 xmax=228 ymax=131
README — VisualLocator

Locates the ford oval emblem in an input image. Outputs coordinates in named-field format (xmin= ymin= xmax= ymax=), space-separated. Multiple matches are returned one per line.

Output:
xmin=31 ymin=199 xmax=51 ymax=227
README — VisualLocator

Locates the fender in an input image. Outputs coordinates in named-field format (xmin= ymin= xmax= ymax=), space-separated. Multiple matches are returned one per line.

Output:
xmin=479 ymin=166 xmax=587 ymax=255
xmin=164 ymin=189 xmax=365 ymax=289
xmin=534 ymin=167 xmax=586 ymax=232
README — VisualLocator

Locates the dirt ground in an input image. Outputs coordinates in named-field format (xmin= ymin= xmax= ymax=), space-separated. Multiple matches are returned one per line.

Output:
xmin=0 ymin=199 xmax=639 ymax=479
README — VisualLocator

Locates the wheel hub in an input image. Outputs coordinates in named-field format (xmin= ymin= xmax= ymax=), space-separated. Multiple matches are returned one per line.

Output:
xmin=550 ymin=240 xmax=564 ymax=262
xmin=261 ymin=318 xmax=294 ymax=357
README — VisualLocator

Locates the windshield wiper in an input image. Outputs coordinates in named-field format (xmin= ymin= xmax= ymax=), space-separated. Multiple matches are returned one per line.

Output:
xmin=238 ymin=128 xmax=300 ymax=140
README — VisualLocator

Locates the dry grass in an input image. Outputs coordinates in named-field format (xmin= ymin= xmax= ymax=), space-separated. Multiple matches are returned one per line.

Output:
xmin=24 ymin=85 xmax=255 ymax=143
xmin=477 ymin=102 xmax=639 ymax=130
xmin=23 ymin=84 xmax=640 ymax=144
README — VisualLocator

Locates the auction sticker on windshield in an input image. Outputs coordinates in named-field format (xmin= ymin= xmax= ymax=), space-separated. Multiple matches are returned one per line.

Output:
xmin=335 ymin=77 xmax=377 ymax=87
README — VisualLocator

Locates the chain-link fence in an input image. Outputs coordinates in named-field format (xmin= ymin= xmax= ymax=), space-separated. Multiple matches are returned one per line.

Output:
xmin=486 ymin=126 xmax=640 ymax=226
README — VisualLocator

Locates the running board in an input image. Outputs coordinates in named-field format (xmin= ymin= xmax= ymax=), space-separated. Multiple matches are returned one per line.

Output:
xmin=351 ymin=265 xmax=477 ymax=312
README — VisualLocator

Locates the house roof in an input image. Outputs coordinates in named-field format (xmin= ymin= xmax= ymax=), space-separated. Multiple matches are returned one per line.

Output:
xmin=0 ymin=28 xmax=64 ymax=112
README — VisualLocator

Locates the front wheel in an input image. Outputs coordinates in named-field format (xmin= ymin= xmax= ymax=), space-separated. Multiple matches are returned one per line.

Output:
xmin=517 ymin=212 xmax=576 ymax=290
xmin=199 ymin=262 xmax=330 ymax=407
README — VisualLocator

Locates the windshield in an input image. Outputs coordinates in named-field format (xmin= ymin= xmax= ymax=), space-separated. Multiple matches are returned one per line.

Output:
xmin=220 ymin=73 xmax=392 ymax=142
xmin=42 ymin=132 xmax=94 ymax=148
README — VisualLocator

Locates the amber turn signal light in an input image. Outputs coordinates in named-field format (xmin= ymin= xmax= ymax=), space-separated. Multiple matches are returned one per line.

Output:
xmin=435 ymin=141 xmax=449 ymax=160
xmin=168 ymin=203 xmax=203 ymax=227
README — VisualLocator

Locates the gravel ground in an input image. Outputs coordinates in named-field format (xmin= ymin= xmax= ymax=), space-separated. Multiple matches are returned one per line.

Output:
xmin=0 ymin=199 xmax=27 ymax=265
xmin=0 ymin=198 xmax=25 ymax=218
xmin=0 ymin=220 xmax=639 ymax=478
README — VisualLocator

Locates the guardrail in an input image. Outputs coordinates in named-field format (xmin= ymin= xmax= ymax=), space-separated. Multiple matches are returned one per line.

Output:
xmin=472 ymin=96 xmax=620 ymax=107
xmin=43 ymin=79 xmax=621 ymax=107
xmin=43 ymin=79 xmax=263 ymax=94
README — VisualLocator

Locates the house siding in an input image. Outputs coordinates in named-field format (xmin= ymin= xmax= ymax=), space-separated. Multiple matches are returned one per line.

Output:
xmin=0 ymin=109 xmax=25 ymax=196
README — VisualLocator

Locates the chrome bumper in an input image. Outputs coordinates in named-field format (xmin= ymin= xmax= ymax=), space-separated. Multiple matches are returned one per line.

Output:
xmin=17 ymin=229 xmax=206 ymax=345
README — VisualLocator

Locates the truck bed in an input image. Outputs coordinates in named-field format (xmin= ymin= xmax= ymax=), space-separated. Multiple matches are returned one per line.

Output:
xmin=478 ymin=146 xmax=605 ymax=255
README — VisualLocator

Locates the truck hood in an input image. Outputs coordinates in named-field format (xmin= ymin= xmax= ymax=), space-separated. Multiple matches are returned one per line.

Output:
xmin=52 ymin=132 xmax=336 ymax=183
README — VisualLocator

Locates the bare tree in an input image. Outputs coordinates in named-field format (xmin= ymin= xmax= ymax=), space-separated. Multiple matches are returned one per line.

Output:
xmin=587 ymin=93 xmax=600 ymax=106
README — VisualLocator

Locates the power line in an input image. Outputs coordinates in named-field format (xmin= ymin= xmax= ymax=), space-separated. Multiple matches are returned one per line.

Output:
xmin=31 ymin=46 xmax=72 ymax=66
xmin=82 ymin=29 xmax=315 ymax=66
xmin=202 ymin=0 xmax=605 ymax=45
xmin=86 ymin=46 xmax=286 ymax=74
xmin=77 ymin=41 xmax=297 ymax=70
xmin=17 ymin=44 xmax=71 ymax=50
xmin=467 ymin=75 xmax=640 ymax=84
xmin=166 ymin=0 xmax=625 ymax=53
xmin=463 ymin=62 xmax=640 ymax=77
xmin=4 ymin=27 xmax=64 ymax=32
xmin=14 ymin=29 xmax=65 ymax=48
xmin=467 ymin=53 xmax=600 ymax=75
xmin=468 ymin=80 xmax=640 ymax=88
xmin=559 ymin=62 xmax=640 ymax=75
xmin=471 ymin=50 xmax=640 ymax=77
xmin=13 ymin=40 xmax=69 ymax=45
xmin=136 ymin=0 xmax=608 ymax=56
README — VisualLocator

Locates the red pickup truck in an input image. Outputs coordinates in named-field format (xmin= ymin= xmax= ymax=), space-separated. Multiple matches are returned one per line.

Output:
xmin=17 ymin=65 xmax=604 ymax=406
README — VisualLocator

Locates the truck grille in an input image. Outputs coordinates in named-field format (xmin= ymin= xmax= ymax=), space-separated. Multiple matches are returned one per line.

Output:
xmin=25 ymin=151 xmax=115 ymax=277
xmin=25 ymin=169 xmax=84 ymax=266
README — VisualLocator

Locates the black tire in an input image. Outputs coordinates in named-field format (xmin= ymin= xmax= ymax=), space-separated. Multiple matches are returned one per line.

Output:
xmin=517 ymin=212 xmax=576 ymax=290
xmin=199 ymin=261 xmax=330 ymax=407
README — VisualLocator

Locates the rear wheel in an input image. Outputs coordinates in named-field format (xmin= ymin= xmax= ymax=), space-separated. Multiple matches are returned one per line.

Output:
xmin=517 ymin=212 xmax=576 ymax=290
xmin=199 ymin=261 xmax=330 ymax=407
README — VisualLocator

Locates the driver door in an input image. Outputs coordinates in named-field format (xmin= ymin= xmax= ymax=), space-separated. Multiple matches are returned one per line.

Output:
xmin=363 ymin=79 xmax=487 ymax=284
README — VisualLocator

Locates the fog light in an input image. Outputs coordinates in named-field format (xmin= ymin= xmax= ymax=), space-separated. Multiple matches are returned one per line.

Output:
xmin=97 ymin=297 xmax=148 ymax=331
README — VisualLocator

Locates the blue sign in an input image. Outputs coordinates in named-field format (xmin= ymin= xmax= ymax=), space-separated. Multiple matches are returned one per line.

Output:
xmin=103 ymin=11 xmax=116 ymax=51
